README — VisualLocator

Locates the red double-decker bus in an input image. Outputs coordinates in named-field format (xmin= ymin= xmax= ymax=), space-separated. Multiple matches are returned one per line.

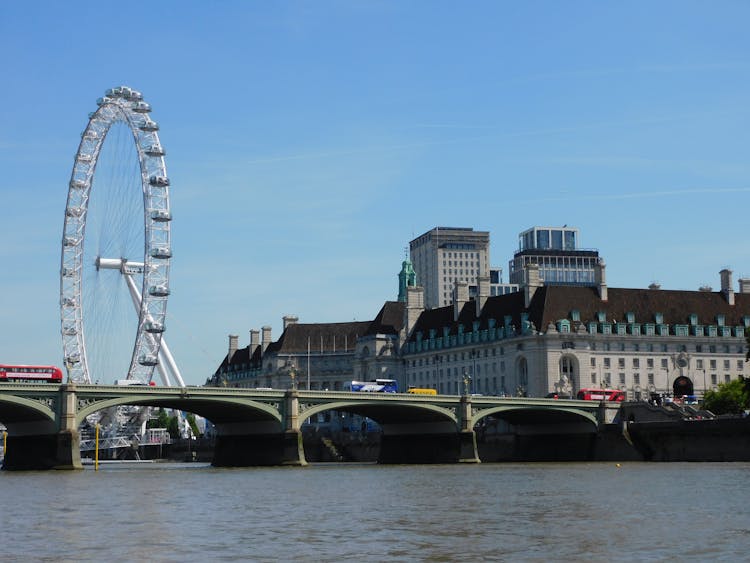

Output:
xmin=0 ymin=365 xmax=64 ymax=384
xmin=576 ymin=388 xmax=625 ymax=402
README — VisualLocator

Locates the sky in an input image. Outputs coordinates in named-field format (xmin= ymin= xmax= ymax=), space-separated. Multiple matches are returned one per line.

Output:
xmin=1 ymin=1 xmax=749 ymax=385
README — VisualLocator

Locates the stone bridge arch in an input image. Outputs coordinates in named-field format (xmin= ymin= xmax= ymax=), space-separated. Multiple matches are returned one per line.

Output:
xmin=0 ymin=394 xmax=58 ymax=435
xmin=75 ymin=395 xmax=283 ymax=428
xmin=299 ymin=400 xmax=459 ymax=430
xmin=471 ymin=405 xmax=599 ymax=429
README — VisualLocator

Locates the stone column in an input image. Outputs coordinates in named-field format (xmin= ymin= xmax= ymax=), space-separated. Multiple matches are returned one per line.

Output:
xmin=457 ymin=395 xmax=480 ymax=463
xmin=2 ymin=384 xmax=82 ymax=470
xmin=281 ymin=390 xmax=307 ymax=466
xmin=55 ymin=384 xmax=83 ymax=470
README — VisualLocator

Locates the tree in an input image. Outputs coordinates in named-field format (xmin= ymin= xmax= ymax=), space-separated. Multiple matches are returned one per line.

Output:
xmin=186 ymin=413 xmax=201 ymax=437
xmin=147 ymin=408 xmax=170 ymax=429
xmin=703 ymin=378 xmax=750 ymax=415
xmin=166 ymin=415 xmax=180 ymax=439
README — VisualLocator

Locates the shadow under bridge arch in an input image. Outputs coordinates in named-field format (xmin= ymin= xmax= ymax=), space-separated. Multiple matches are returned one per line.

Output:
xmin=0 ymin=394 xmax=58 ymax=436
xmin=76 ymin=395 xmax=284 ymax=433
xmin=473 ymin=405 xmax=599 ymax=433
xmin=77 ymin=393 xmax=291 ymax=467
xmin=301 ymin=400 xmax=459 ymax=433
xmin=301 ymin=399 xmax=472 ymax=464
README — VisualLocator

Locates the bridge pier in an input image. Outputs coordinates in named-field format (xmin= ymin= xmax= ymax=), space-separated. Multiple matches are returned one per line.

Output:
xmin=2 ymin=384 xmax=82 ymax=470
xmin=211 ymin=390 xmax=307 ymax=467
xmin=378 ymin=429 xmax=480 ymax=464
xmin=212 ymin=430 xmax=306 ymax=467
xmin=377 ymin=395 xmax=481 ymax=464
xmin=3 ymin=430 xmax=82 ymax=470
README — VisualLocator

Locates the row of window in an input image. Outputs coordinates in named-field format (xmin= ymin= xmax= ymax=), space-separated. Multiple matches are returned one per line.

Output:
xmin=408 ymin=343 xmax=745 ymax=369
xmin=591 ymin=357 xmax=744 ymax=371
xmin=590 ymin=342 xmax=742 ymax=354
xmin=443 ymin=270 xmax=477 ymax=279
xmin=408 ymin=349 xmax=507 ymax=368
xmin=591 ymin=372 xmax=732 ymax=387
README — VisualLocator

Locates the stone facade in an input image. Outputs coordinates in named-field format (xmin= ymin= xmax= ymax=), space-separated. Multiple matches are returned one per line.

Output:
xmin=210 ymin=302 xmax=406 ymax=392
xmin=401 ymin=267 xmax=750 ymax=400
xmin=211 ymin=265 xmax=750 ymax=402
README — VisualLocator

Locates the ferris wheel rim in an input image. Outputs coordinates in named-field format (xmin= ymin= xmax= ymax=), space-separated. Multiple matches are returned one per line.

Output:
xmin=60 ymin=86 xmax=172 ymax=384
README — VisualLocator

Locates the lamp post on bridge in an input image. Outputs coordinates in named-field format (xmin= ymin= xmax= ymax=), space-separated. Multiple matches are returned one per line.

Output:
xmin=462 ymin=368 xmax=472 ymax=396
xmin=286 ymin=359 xmax=297 ymax=390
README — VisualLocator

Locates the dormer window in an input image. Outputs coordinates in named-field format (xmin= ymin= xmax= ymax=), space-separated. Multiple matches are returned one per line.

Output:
xmin=717 ymin=315 xmax=725 ymax=327
xmin=597 ymin=311 xmax=606 ymax=323
xmin=655 ymin=313 xmax=664 ymax=324
xmin=689 ymin=314 xmax=698 ymax=325
xmin=557 ymin=319 xmax=571 ymax=333
xmin=626 ymin=312 xmax=635 ymax=323
xmin=571 ymin=310 xmax=580 ymax=322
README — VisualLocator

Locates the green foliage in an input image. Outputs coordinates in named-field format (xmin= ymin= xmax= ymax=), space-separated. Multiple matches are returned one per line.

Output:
xmin=166 ymin=415 xmax=180 ymax=439
xmin=146 ymin=408 xmax=170 ymax=429
xmin=703 ymin=377 xmax=750 ymax=415
xmin=186 ymin=413 xmax=202 ymax=437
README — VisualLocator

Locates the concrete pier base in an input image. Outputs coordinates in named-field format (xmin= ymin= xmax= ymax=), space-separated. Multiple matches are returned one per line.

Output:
xmin=457 ymin=430 xmax=481 ymax=463
xmin=2 ymin=430 xmax=82 ymax=471
xmin=212 ymin=431 xmax=307 ymax=467
xmin=379 ymin=431 xmax=480 ymax=464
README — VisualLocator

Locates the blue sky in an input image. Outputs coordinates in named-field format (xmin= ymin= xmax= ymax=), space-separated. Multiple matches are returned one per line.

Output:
xmin=1 ymin=1 xmax=749 ymax=385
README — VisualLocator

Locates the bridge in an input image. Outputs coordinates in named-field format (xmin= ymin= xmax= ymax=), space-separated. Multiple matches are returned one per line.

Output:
xmin=0 ymin=384 xmax=620 ymax=470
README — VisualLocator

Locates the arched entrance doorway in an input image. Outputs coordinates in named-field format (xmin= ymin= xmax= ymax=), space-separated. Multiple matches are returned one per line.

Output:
xmin=516 ymin=357 xmax=528 ymax=396
xmin=557 ymin=355 xmax=576 ymax=397
xmin=673 ymin=376 xmax=694 ymax=397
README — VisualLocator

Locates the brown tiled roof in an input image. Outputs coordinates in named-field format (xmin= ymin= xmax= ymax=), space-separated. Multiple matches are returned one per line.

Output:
xmin=539 ymin=286 xmax=750 ymax=328
xmin=265 ymin=321 xmax=372 ymax=354
xmin=214 ymin=342 xmax=263 ymax=374
xmin=364 ymin=301 xmax=405 ymax=336
xmin=407 ymin=286 xmax=750 ymax=341
xmin=212 ymin=301 xmax=403 ymax=375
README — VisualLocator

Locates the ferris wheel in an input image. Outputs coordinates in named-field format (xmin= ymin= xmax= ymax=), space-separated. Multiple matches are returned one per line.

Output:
xmin=60 ymin=86 xmax=184 ymax=386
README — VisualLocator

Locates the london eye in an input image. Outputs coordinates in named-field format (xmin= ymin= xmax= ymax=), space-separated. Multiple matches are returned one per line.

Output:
xmin=60 ymin=86 xmax=183 ymax=386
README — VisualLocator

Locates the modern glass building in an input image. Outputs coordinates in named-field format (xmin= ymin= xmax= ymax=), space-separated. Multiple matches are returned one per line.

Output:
xmin=509 ymin=226 xmax=600 ymax=286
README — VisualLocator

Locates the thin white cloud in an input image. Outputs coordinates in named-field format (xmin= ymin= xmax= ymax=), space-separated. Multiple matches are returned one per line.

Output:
xmin=503 ymin=62 xmax=750 ymax=85
xmin=242 ymin=108 xmax=741 ymax=165
xmin=516 ymin=187 xmax=750 ymax=204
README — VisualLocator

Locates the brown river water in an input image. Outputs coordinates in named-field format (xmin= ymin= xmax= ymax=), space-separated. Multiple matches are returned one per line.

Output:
xmin=1 ymin=461 xmax=748 ymax=562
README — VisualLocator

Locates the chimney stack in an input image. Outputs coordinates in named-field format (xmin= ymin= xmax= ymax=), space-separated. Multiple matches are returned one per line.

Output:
xmin=720 ymin=269 xmax=735 ymax=305
xmin=404 ymin=285 xmax=425 ymax=339
xmin=228 ymin=334 xmax=238 ymax=362
xmin=476 ymin=274 xmax=490 ymax=317
xmin=524 ymin=263 xmax=541 ymax=308
xmin=249 ymin=329 xmax=260 ymax=355
xmin=453 ymin=280 xmax=469 ymax=321
xmin=261 ymin=326 xmax=272 ymax=354
xmin=595 ymin=259 xmax=608 ymax=302
xmin=283 ymin=315 xmax=299 ymax=331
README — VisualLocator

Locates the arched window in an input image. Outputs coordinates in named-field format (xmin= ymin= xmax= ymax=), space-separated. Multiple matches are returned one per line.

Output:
xmin=517 ymin=357 xmax=528 ymax=391
xmin=559 ymin=355 xmax=576 ymax=395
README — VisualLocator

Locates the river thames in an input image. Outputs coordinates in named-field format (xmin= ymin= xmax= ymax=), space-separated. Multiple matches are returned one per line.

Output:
xmin=1 ymin=461 xmax=749 ymax=561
